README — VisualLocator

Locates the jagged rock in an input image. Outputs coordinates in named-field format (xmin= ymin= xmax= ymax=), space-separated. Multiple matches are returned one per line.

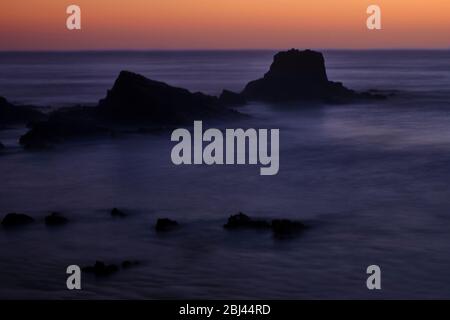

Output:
xmin=224 ymin=212 xmax=271 ymax=229
xmin=155 ymin=218 xmax=179 ymax=232
xmin=44 ymin=212 xmax=68 ymax=226
xmin=19 ymin=71 xmax=242 ymax=149
xmin=219 ymin=90 xmax=247 ymax=107
xmin=111 ymin=208 xmax=127 ymax=218
xmin=82 ymin=261 xmax=119 ymax=276
xmin=271 ymin=219 xmax=306 ymax=237
xmin=1 ymin=213 xmax=35 ymax=227
xmin=242 ymin=49 xmax=380 ymax=103
xmin=98 ymin=71 xmax=238 ymax=124
xmin=0 ymin=96 xmax=46 ymax=125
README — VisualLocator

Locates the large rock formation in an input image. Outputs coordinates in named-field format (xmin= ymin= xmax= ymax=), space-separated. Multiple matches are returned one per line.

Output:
xmin=242 ymin=49 xmax=381 ymax=102
xmin=20 ymin=71 xmax=240 ymax=149
xmin=0 ymin=96 xmax=46 ymax=125
xmin=98 ymin=71 xmax=237 ymax=124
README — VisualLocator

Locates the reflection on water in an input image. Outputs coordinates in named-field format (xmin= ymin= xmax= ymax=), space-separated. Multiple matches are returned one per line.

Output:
xmin=1 ymin=50 xmax=450 ymax=298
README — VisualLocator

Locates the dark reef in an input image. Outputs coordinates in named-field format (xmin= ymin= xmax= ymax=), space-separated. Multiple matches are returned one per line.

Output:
xmin=44 ymin=212 xmax=69 ymax=226
xmin=224 ymin=212 xmax=306 ymax=237
xmin=0 ymin=96 xmax=46 ymax=125
xmin=111 ymin=208 xmax=127 ymax=218
xmin=1 ymin=213 xmax=35 ymax=227
xmin=224 ymin=212 xmax=271 ymax=229
xmin=155 ymin=218 xmax=179 ymax=232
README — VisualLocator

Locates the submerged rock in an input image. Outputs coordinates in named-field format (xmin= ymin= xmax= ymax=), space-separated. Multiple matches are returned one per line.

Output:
xmin=82 ymin=261 xmax=119 ymax=276
xmin=45 ymin=212 xmax=68 ymax=226
xmin=155 ymin=218 xmax=179 ymax=232
xmin=224 ymin=212 xmax=271 ymax=229
xmin=121 ymin=260 xmax=140 ymax=269
xmin=223 ymin=213 xmax=306 ymax=237
xmin=111 ymin=208 xmax=127 ymax=218
xmin=271 ymin=219 xmax=306 ymax=237
xmin=242 ymin=49 xmax=383 ymax=103
xmin=0 ymin=96 xmax=46 ymax=125
xmin=1 ymin=213 xmax=35 ymax=227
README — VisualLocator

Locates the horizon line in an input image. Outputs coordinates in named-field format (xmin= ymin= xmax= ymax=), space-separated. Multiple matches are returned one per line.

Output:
xmin=0 ymin=47 xmax=449 ymax=53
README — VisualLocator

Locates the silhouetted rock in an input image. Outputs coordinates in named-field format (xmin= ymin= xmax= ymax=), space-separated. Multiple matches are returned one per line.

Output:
xmin=19 ymin=71 xmax=242 ymax=149
xmin=242 ymin=49 xmax=381 ymax=103
xmin=224 ymin=212 xmax=271 ymax=229
xmin=271 ymin=219 xmax=306 ymax=237
xmin=98 ymin=71 xmax=238 ymax=124
xmin=19 ymin=106 xmax=108 ymax=149
xmin=44 ymin=212 xmax=68 ymax=226
xmin=219 ymin=90 xmax=247 ymax=107
xmin=155 ymin=218 xmax=179 ymax=232
xmin=82 ymin=261 xmax=119 ymax=276
xmin=0 ymin=96 xmax=46 ymax=125
xmin=121 ymin=260 xmax=140 ymax=269
xmin=111 ymin=208 xmax=127 ymax=218
xmin=1 ymin=213 xmax=35 ymax=227
xmin=0 ymin=141 xmax=4 ymax=150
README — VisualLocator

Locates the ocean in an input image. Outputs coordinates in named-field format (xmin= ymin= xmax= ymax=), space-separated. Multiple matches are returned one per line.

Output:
xmin=1 ymin=50 xmax=450 ymax=298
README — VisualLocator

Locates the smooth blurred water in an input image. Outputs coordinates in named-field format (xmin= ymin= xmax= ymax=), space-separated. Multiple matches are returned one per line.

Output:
xmin=1 ymin=50 xmax=450 ymax=299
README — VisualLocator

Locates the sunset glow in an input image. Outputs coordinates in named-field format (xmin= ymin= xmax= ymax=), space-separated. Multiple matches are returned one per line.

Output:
xmin=0 ymin=0 xmax=449 ymax=50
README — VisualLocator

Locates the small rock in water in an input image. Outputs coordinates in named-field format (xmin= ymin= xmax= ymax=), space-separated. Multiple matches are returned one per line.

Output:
xmin=155 ymin=218 xmax=179 ymax=232
xmin=111 ymin=208 xmax=127 ymax=217
xmin=271 ymin=219 xmax=306 ymax=237
xmin=0 ymin=141 xmax=4 ymax=150
xmin=121 ymin=260 xmax=140 ymax=269
xmin=45 ymin=212 xmax=69 ymax=226
xmin=1 ymin=213 xmax=35 ymax=227
xmin=224 ymin=212 xmax=271 ymax=229
xmin=82 ymin=261 xmax=119 ymax=276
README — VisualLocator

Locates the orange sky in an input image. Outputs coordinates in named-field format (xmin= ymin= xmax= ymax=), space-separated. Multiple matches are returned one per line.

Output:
xmin=0 ymin=0 xmax=449 ymax=50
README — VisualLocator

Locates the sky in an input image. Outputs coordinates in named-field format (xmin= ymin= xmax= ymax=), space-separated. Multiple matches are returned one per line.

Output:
xmin=0 ymin=0 xmax=449 ymax=50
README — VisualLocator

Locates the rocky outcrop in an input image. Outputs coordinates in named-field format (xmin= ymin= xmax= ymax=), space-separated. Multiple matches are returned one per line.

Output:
xmin=242 ymin=49 xmax=384 ymax=103
xmin=44 ymin=212 xmax=68 ymax=226
xmin=155 ymin=218 xmax=179 ymax=232
xmin=19 ymin=71 xmax=241 ymax=149
xmin=98 ymin=71 xmax=238 ymax=124
xmin=1 ymin=213 xmax=35 ymax=227
xmin=0 ymin=96 xmax=46 ymax=125
xmin=223 ymin=212 xmax=306 ymax=237
xmin=224 ymin=212 xmax=271 ymax=229
xmin=19 ymin=106 xmax=108 ymax=149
